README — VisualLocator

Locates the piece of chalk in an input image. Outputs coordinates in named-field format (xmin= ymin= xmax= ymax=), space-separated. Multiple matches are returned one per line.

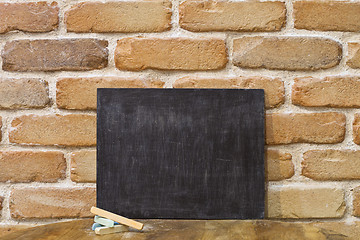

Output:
xmin=95 ymin=225 xmax=128 ymax=235
xmin=92 ymin=222 xmax=103 ymax=231
xmin=91 ymin=206 xmax=143 ymax=230
xmin=94 ymin=215 xmax=115 ymax=227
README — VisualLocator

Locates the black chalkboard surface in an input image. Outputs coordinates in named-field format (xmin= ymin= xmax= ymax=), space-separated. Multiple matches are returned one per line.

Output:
xmin=97 ymin=89 xmax=264 ymax=219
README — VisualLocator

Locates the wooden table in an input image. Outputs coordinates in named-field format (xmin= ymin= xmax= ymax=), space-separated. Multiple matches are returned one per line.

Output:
xmin=0 ymin=219 xmax=358 ymax=239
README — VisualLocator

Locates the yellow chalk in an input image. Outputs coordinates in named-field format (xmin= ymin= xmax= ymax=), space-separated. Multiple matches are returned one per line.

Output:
xmin=90 ymin=206 xmax=144 ymax=230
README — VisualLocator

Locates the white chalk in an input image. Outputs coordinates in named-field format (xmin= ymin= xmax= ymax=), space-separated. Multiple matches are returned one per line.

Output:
xmin=94 ymin=215 xmax=115 ymax=227
xmin=91 ymin=206 xmax=144 ymax=230
xmin=95 ymin=225 xmax=128 ymax=235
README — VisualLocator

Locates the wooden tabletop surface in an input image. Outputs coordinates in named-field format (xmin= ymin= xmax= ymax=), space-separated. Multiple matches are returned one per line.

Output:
xmin=0 ymin=218 xmax=358 ymax=240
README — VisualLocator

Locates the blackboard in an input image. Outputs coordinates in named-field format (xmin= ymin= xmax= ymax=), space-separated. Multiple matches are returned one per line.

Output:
xmin=97 ymin=89 xmax=264 ymax=219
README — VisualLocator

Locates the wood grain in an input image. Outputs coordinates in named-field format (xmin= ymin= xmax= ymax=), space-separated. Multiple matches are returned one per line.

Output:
xmin=1 ymin=219 xmax=359 ymax=240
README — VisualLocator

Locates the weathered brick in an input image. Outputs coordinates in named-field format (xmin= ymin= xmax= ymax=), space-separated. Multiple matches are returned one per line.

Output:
xmin=353 ymin=186 xmax=360 ymax=217
xmin=10 ymin=188 xmax=95 ymax=219
xmin=2 ymin=39 xmax=108 ymax=72
xmin=347 ymin=42 xmax=360 ymax=69
xmin=266 ymin=150 xmax=294 ymax=181
xmin=0 ymin=2 xmax=58 ymax=33
xmin=173 ymin=76 xmax=284 ymax=109
xmin=0 ymin=196 xmax=3 ymax=214
xmin=352 ymin=114 xmax=360 ymax=145
xmin=0 ymin=117 xmax=2 ymax=142
xmin=66 ymin=1 xmax=171 ymax=33
xmin=71 ymin=150 xmax=96 ymax=183
xmin=268 ymin=188 xmax=345 ymax=218
xmin=302 ymin=150 xmax=360 ymax=181
xmin=233 ymin=37 xmax=342 ymax=71
xmin=57 ymin=77 xmax=164 ymax=110
xmin=115 ymin=37 xmax=227 ymax=71
xmin=292 ymin=76 xmax=360 ymax=108
xmin=9 ymin=114 xmax=96 ymax=147
xmin=294 ymin=1 xmax=360 ymax=32
xmin=179 ymin=1 xmax=285 ymax=32
xmin=266 ymin=112 xmax=346 ymax=145
xmin=0 ymin=78 xmax=49 ymax=109
xmin=0 ymin=151 xmax=65 ymax=183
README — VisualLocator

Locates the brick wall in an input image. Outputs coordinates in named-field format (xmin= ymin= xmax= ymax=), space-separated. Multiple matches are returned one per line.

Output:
xmin=0 ymin=0 xmax=359 ymax=229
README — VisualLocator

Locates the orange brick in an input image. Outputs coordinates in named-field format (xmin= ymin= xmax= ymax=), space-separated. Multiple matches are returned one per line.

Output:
xmin=268 ymin=188 xmax=345 ymax=218
xmin=353 ymin=186 xmax=360 ymax=217
xmin=294 ymin=1 xmax=360 ymax=32
xmin=0 ymin=196 xmax=3 ymax=215
xmin=115 ymin=37 xmax=227 ymax=71
xmin=266 ymin=150 xmax=294 ymax=181
xmin=352 ymin=114 xmax=360 ymax=145
xmin=10 ymin=188 xmax=95 ymax=219
xmin=292 ymin=76 xmax=360 ymax=108
xmin=0 ymin=117 xmax=2 ymax=142
xmin=2 ymin=39 xmax=108 ymax=72
xmin=0 ymin=78 xmax=49 ymax=109
xmin=302 ymin=150 xmax=360 ymax=181
xmin=173 ymin=76 xmax=284 ymax=109
xmin=9 ymin=114 xmax=96 ymax=147
xmin=233 ymin=37 xmax=342 ymax=71
xmin=0 ymin=151 xmax=65 ymax=183
xmin=57 ymin=77 xmax=164 ymax=110
xmin=0 ymin=2 xmax=58 ymax=33
xmin=266 ymin=112 xmax=346 ymax=145
xmin=66 ymin=1 xmax=171 ymax=33
xmin=347 ymin=42 xmax=360 ymax=69
xmin=179 ymin=1 xmax=285 ymax=32
xmin=71 ymin=150 xmax=96 ymax=183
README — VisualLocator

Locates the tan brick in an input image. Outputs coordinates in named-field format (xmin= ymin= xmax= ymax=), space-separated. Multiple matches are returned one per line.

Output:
xmin=267 ymin=188 xmax=345 ymax=218
xmin=302 ymin=150 xmax=360 ymax=181
xmin=9 ymin=114 xmax=96 ymax=147
xmin=352 ymin=114 xmax=360 ymax=145
xmin=294 ymin=1 xmax=360 ymax=32
xmin=0 ymin=196 xmax=3 ymax=214
xmin=347 ymin=42 xmax=360 ymax=69
xmin=0 ymin=78 xmax=49 ymax=109
xmin=57 ymin=77 xmax=164 ymax=110
xmin=266 ymin=150 xmax=294 ymax=181
xmin=2 ymin=39 xmax=108 ymax=72
xmin=353 ymin=186 xmax=360 ymax=217
xmin=292 ymin=76 xmax=360 ymax=108
xmin=71 ymin=150 xmax=96 ymax=183
xmin=0 ymin=151 xmax=65 ymax=183
xmin=173 ymin=76 xmax=284 ymax=109
xmin=66 ymin=1 xmax=171 ymax=33
xmin=0 ymin=117 xmax=2 ymax=142
xmin=179 ymin=1 xmax=285 ymax=32
xmin=10 ymin=188 xmax=95 ymax=219
xmin=0 ymin=2 xmax=58 ymax=33
xmin=115 ymin=37 xmax=227 ymax=71
xmin=233 ymin=37 xmax=342 ymax=71
xmin=266 ymin=112 xmax=346 ymax=145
